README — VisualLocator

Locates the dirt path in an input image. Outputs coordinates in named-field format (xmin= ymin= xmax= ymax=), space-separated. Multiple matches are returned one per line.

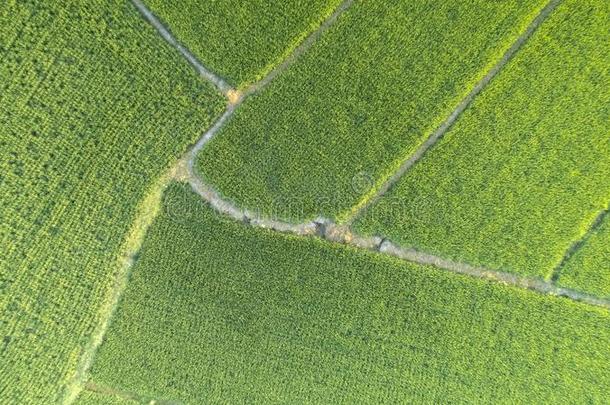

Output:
xmin=131 ymin=0 xmax=233 ymax=96
xmin=68 ymin=0 xmax=606 ymax=402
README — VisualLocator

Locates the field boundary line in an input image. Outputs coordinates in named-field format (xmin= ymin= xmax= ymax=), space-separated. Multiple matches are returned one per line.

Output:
xmin=62 ymin=168 xmax=179 ymax=404
xmin=183 ymin=176 xmax=610 ymax=310
xmin=342 ymin=0 xmax=563 ymax=225
xmin=551 ymin=205 xmax=609 ymax=282
xmin=84 ymin=380 xmax=183 ymax=405
xmin=131 ymin=0 xmax=233 ymax=97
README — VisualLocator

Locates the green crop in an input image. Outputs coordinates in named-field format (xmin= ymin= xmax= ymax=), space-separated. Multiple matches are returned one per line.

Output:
xmin=144 ymin=0 xmax=343 ymax=87
xmin=0 ymin=1 xmax=224 ymax=403
xmin=87 ymin=183 xmax=610 ymax=403
xmin=196 ymin=0 xmax=548 ymax=222
xmin=558 ymin=212 xmax=610 ymax=298
xmin=354 ymin=0 xmax=610 ymax=280
xmin=74 ymin=390 xmax=135 ymax=405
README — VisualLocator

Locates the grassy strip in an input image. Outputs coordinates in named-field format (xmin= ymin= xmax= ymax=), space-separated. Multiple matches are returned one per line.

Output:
xmin=0 ymin=1 xmax=224 ymax=403
xmin=87 ymin=183 xmax=610 ymax=403
xmin=196 ymin=0 xmax=548 ymax=222
xmin=144 ymin=0 xmax=343 ymax=87
xmin=355 ymin=0 xmax=610 ymax=280
xmin=557 ymin=208 xmax=610 ymax=298
xmin=62 ymin=169 xmax=178 ymax=404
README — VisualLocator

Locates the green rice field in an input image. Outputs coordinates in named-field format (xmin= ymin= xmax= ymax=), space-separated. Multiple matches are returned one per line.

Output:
xmin=354 ymin=0 xmax=610 ymax=281
xmin=558 ymin=210 xmax=610 ymax=298
xmin=144 ymin=0 xmax=343 ymax=87
xmin=1 ymin=0 xmax=608 ymax=403
xmin=0 ymin=1 xmax=223 ymax=403
xmin=196 ymin=0 xmax=550 ymax=222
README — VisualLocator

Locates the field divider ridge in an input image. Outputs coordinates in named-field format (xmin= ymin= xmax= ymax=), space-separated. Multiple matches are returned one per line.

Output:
xmin=550 ymin=205 xmax=609 ymax=282
xmin=184 ymin=0 xmax=357 ymax=230
xmin=84 ymin=380 xmax=183 ymax=405
xmin=131 ymin=0 xmax=234 ymax=97
xmin=342 ymin=0 xmax=564 ymax=226
xmin=184 ymin=165 xmax=610 ymax=310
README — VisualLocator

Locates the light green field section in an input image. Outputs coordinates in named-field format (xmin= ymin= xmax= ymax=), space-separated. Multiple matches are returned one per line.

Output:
xmin=145 ymin=0 xmax=343 ymax=87
xmin=355 ymin=0 xmax=610 ymax=280
xmin=74 ymin=390 xmax=136 ymax=405
xmin=558 ymin=211 xmax=610 ymax=298
xmin=88 ymin=184 xmax=610 ymax=404
xmin=0 ymin=1 xmax=224 ymax=403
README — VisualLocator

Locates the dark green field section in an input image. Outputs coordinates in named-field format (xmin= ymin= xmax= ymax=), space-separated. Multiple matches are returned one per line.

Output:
xmin=355 ymin=0 xmax=610 ymax=280
xmin=196 ymin=0 xmax=549 ymax=223
xmin=144 ymin=0 xmax=343 ymax=87
xmin=0 ymin=1 xmax=224 ymax=403
xmin=88 ymin=184 xmax=610 ymax=404
xmin=558 ymin=211 xmax=610 ymax=298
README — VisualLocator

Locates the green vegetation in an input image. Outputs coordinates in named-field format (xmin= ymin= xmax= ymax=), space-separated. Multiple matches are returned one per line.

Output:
xmin=355 ymin=0 xmax=610 ymax=280
xmin=145 ymin=0 xmax=343 ymax=87
xmin=0 ymin=1 xmax=224 ymax=403
xmin=558 ymin=211 xmax=610 ymax=298
xmin=74 ymin=390 xmax=136 ymax=405
xmin=88 ymin=184 xmax=610 ymax=403
xmin=196 ymin=0 xmax=548 ymax=222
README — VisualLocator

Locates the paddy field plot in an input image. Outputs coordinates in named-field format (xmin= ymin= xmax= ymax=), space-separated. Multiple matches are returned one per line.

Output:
xmin=196 ymin=0 xmax=548 ymax=222
xmin=0 ymin=1 xmax=224 ymax=403
xmin=354 ymin=0 xmax=610 ymax=281
xmin=86 ymin=184 xmax=610 ymax=404
xmin=143 ymin=0 xmax=344 ymax=87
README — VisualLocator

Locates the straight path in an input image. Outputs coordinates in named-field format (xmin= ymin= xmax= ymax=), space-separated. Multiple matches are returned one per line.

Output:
xmin=551 ymin=206 xmax=610 ymax=281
